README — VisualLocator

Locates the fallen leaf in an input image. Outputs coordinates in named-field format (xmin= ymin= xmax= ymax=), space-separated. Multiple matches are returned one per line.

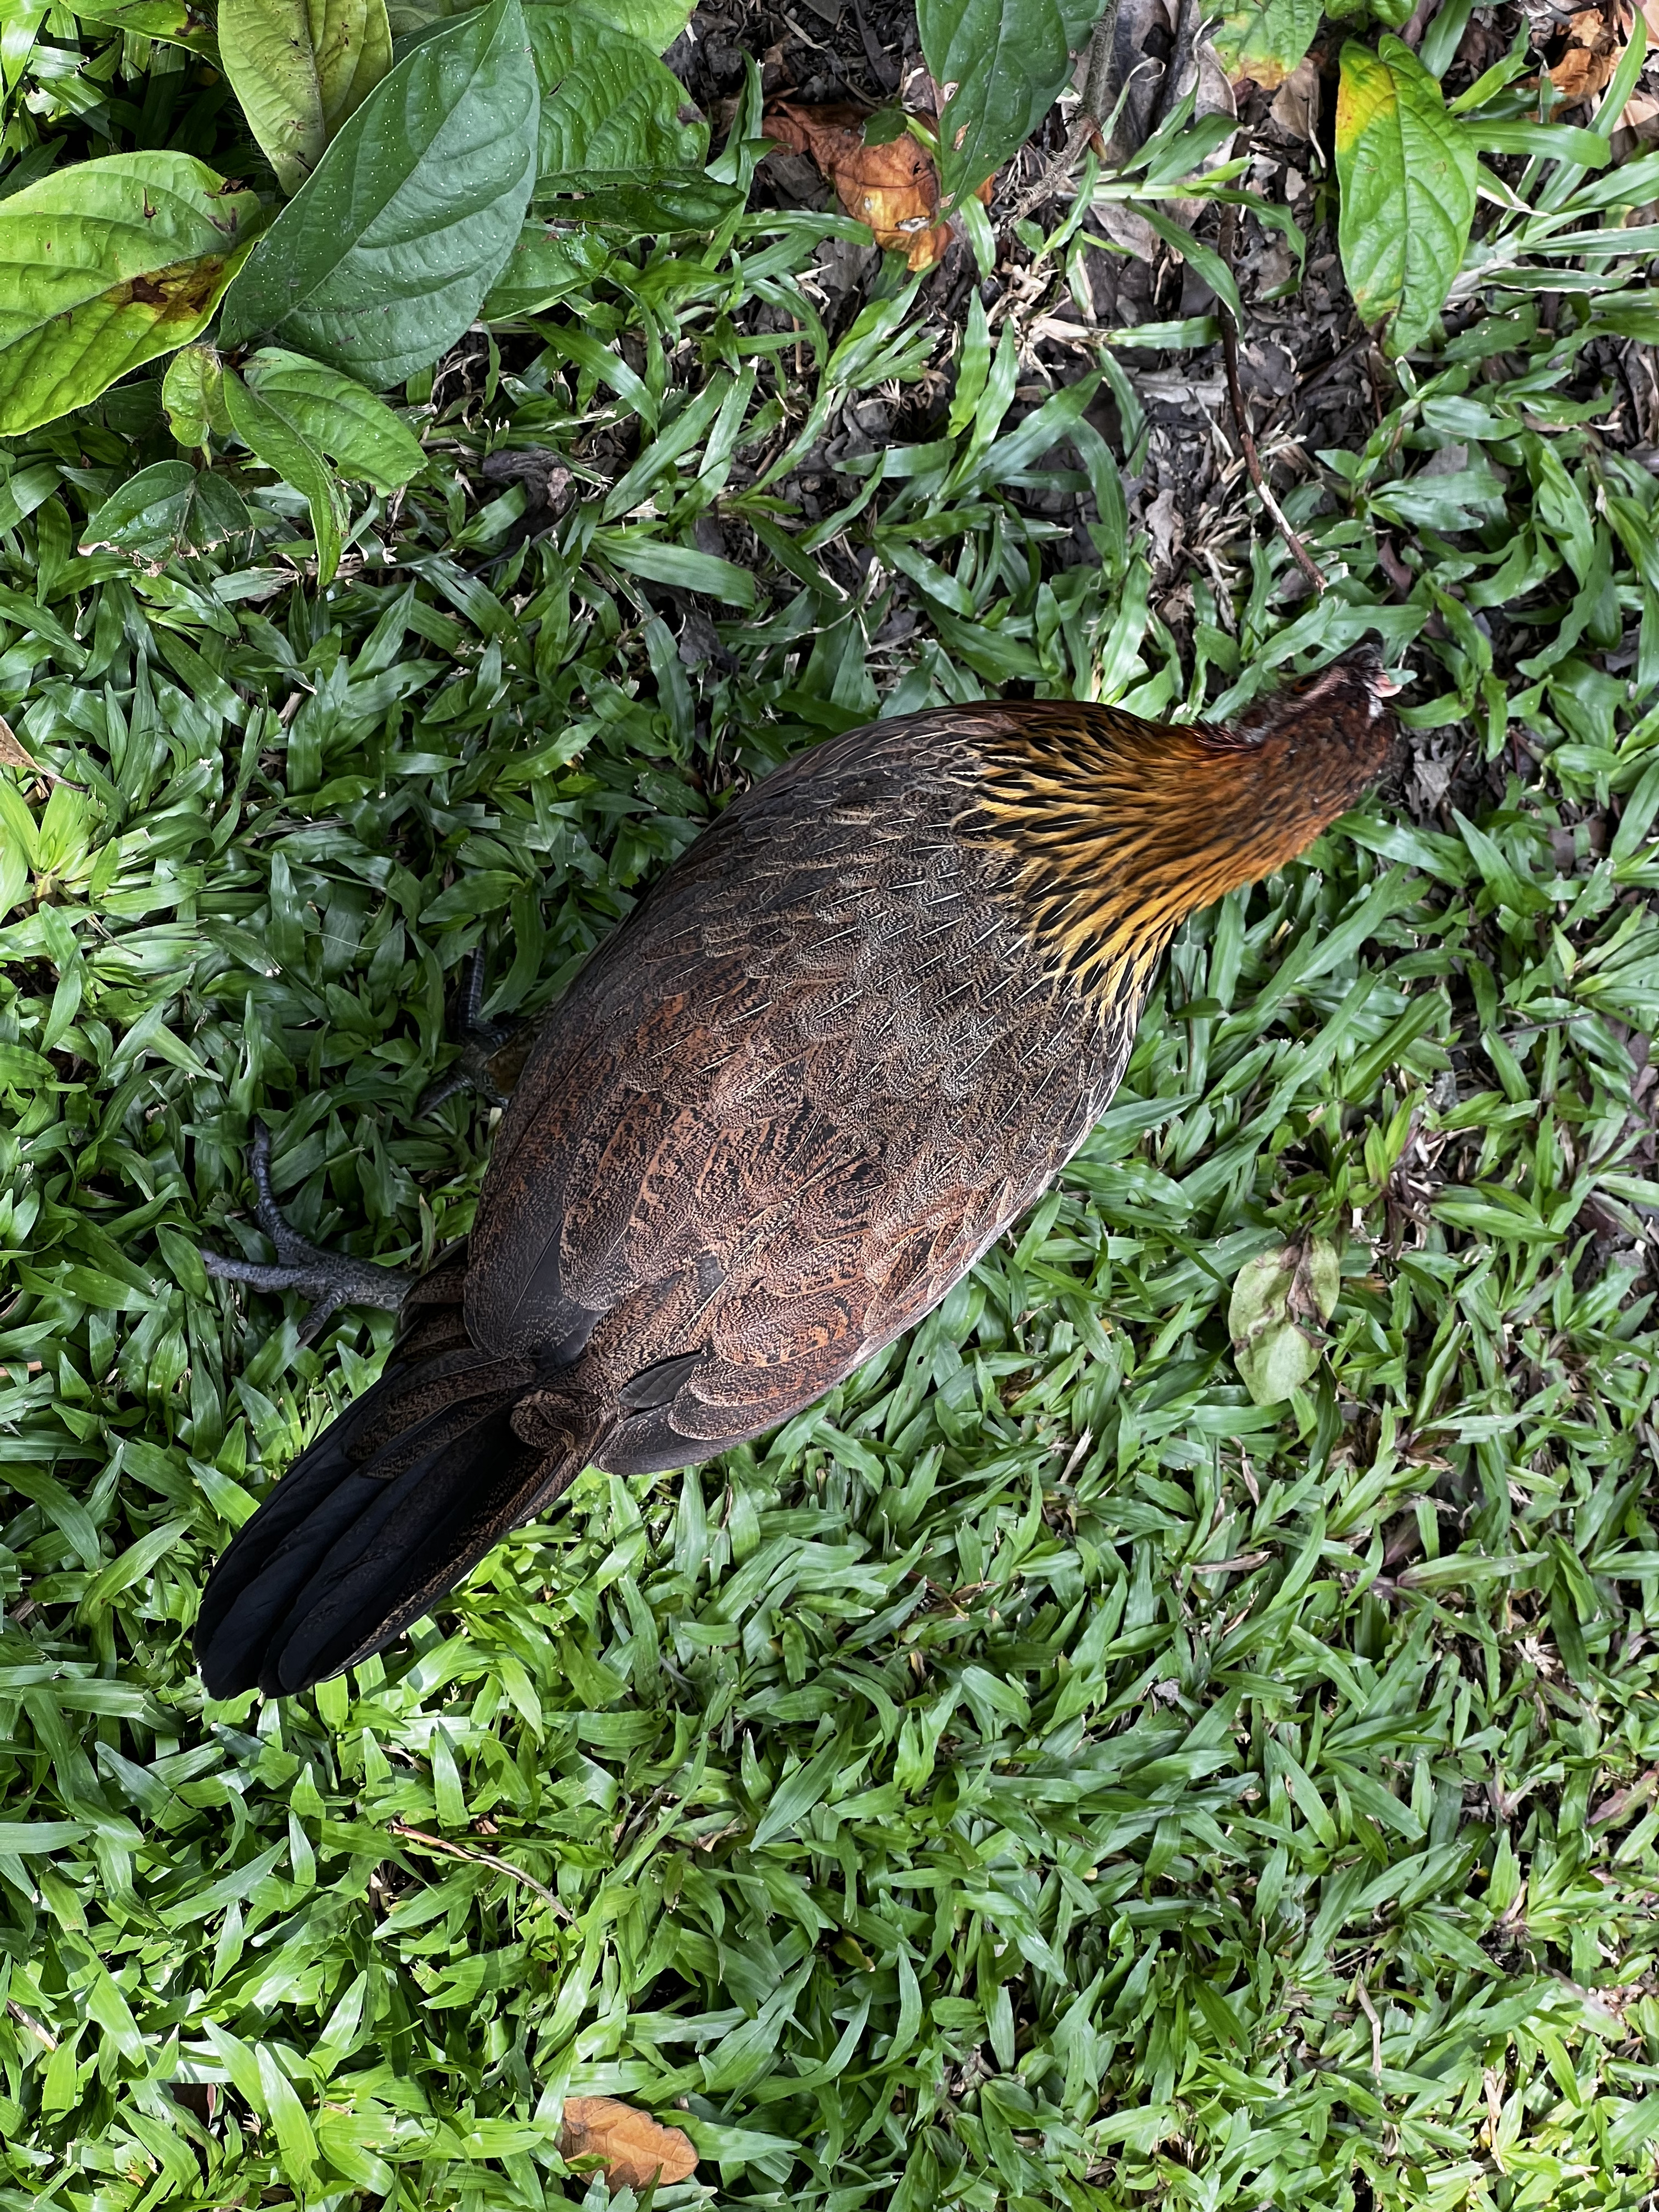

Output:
xmin=1268 ymin=56 xmax=1319 ymax=139
xmin=559 ymin=2097 xmax=697 ymax=2193
xmin=1228 ymin=1237 xmax=1341 ymax=1406
xmin=1092 ymin=201 xmax=1158 ymax=262
xmin=762 ymin=101 xmax=989 ymax=271
xmin=1546 ymin=4 xmax=1625 ymax=103
xmin=0 ymin=716 xmax=37 ymax=775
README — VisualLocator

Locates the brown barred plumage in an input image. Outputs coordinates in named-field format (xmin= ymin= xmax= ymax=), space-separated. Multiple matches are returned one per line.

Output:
xmin=196 ymin=648 xmax=1396 ymax=1698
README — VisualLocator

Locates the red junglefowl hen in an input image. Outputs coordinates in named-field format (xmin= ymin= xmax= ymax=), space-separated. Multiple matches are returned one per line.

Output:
xmin=196 ymin=650 xmax=1397 ymax=1698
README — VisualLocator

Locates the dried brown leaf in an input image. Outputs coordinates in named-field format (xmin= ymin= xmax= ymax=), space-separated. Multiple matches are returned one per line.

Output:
xmin=559 ymin=2097 xmax=698 ymax=2193
xmin=762 ymin=101 xmax=988 ymax=271
xmin=1547 ymin=4 xmax=1624 ymax=103
xmin=0 ymin=716 xmax=38 ymax=775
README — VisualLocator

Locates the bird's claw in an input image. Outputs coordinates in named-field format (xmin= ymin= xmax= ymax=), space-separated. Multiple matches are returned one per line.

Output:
xmin=415 ymin=947 xmax=524 ymax=1120
xmin=200 ymin=1121 xmax=418 ymax=1344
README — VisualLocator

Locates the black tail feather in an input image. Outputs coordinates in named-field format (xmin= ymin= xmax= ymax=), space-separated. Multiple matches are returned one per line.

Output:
xmin=195 ymin=1333 xmax=607 ymax=1698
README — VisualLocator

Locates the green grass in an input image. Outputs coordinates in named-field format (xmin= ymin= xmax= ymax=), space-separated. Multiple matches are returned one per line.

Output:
xmin=6 ymin=208 xmax=1659 ymax=2211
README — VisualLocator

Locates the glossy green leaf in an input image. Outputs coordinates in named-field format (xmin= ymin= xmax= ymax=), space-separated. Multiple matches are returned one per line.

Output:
xmin=242 ymin=346 xmax=425 ymax=488
xmin=919 ymin=0 xmax=1082 ymax=210
xmin=79 ymin=459 xmax=251 ymax=565
xmin=528 ymin=171 xmax=742 ymax=232
xmin=481 ymin=221 xmax=611 ymax=317
xmin=221 ymin=363 xmax=347 ymax=584
xmin=218 ymin=0 xmax=538 ymax=389
xmin=1335 ymin=36 xmax=1477 ymax=354
xmin=0 ymin=153 xmax=266 ymax=436
xmin=525 ymin=1 xmax=705 ymax=181
xmin=218 ymin=0 xmax=393 ymax=196
xmin=531 ymin=0 xmax=692 ymax=51
xmin=161 ymin=341 xmax=227 ymax=448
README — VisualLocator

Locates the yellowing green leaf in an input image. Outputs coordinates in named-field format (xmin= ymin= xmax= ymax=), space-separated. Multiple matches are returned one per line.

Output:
xmin=1335 ymin=36 xmax=1476 ymax=355
xmin=218 ymin=0 xmax=393 ymax=196
xmin=0 ymin=154 xmax=267 ymax=436
xmin=1229 ymin=1238 xmax=1341 ymax=1406
xmin=70 ymin=0 xmax=218 ymax=56
xmin=1213 ymin=0 xmax=1319 ymax=88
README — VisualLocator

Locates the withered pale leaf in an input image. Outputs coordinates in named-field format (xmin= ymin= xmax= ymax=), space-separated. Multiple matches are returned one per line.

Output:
xmin=0 ymin=717 xmax=38 ymax=775
xmin=559 ymin=2096 xmax=698 ymax=2192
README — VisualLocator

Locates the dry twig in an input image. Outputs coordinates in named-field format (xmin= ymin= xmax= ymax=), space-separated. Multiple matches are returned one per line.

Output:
xmin=1215 ymin=205 xmax=1327 ymax=594
xmin=1008 ymin=4 xmax=1121 ymax=225
xmin=388 ymin=1820 xmax=571 ymax=1917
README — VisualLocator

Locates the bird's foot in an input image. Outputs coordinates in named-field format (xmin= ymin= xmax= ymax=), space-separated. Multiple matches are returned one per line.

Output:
xmin=201 ymin=1121 xmax=418 ymax=1345
xmin=415 ymin=947 xmax=526 ymax=1119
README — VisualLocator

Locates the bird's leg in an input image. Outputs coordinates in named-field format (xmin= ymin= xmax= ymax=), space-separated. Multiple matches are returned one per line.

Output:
xmin=415 ymin=947 xmax=528 ymax=1119
xmin=201 ymin=1121 xmax=418 ymax=1345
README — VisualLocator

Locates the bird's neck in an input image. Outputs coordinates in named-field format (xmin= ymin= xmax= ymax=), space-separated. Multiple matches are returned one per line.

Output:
xmin=971 ymin=704 xmax=1368 ymax=1003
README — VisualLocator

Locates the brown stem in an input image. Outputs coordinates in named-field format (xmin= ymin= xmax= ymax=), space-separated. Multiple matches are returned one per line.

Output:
xmin=1008 ymin=2 xmax=1121 ymax=225
xmin=1215 ymin=205 xmax=1327 ymax=595
xmin=387 ymin=1820 xmax=572 ymax=1918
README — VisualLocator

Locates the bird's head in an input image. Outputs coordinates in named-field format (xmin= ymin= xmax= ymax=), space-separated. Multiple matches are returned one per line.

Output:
xmin=1227 ymin=643 xmax=1401 ymax=770
xmin=974 ymin=643 xmax=1404 ymax=1005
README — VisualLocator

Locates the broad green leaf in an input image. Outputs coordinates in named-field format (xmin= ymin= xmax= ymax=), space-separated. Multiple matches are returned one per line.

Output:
xmin=530 ymin=0 xmax=692 ymax=51
xmin=70 ymin=0 xmax=217 ymax=55
xmin=525 ymin=2 xmax=705 ymax=181
xmin=481 ymin=220 xmax=610 ymax=317
xmin=79 ymin=459 xmax=251 ymax=566
xmin=219 ymin=0 xmax=393 ymax=195
xmin=586 ymin=0 xmax=691 ymax=48
xmin=0 ymin=153 xmax=266 ymax=436
xmin=161 ymin=341 xmax=227 ymax=447
xmin=920 ymin=0 xmax=1079 ymax=210
xmin=221 ymin=363 xmax=347 ymax=584
xmin=1213 ymin=0 xmax=1319 ymax=88
xmin=1335 ymin=36 xmax=1476 ymax=354
xmin=384 ymin=0 xmax=460 ymax=36
xmin=243 ymin=346 xmax=425 ymax=487
xmin=218 ymin=0 xmax=538 ymax=389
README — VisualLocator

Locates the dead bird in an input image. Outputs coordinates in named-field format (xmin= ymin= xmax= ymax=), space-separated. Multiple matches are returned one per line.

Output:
xmin=196 ymin=649 xmax=1397 ymax=1698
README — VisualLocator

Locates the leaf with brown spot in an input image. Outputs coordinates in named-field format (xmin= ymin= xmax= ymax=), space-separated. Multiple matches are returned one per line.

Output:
xmin=0 ymin=152 xmax=266 ymax=435
xmin=762 ymin=102 xmax=988 ymax=272
xmin=558 ymin=2098 xmax=697 ymax=2192
xmin=71 ymin=0 xmax=218 ymax=56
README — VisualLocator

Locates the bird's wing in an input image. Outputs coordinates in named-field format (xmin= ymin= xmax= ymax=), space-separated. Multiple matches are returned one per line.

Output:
xmin=466 ymin=711 xmax=1129 ymax=1468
